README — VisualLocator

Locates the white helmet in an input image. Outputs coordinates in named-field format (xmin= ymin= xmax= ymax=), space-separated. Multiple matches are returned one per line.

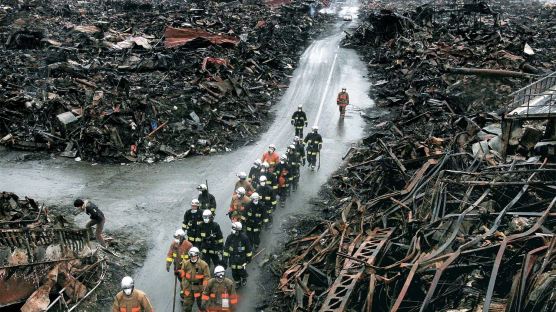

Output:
xmin=214 ymin=265 xmax=226 ymax=276
xmin=288 ymin=144 xmax=295 ymax=150
xmin=189 ymin=247 xmax=200 ymax=262
xmin=121 ymin=276 xmax=134 ymax=295
xmin=251 ymin=192 xmax=260 ymax=201
xmin=298 ymin=104 xmax=302 ymax=109
xmin=293 ymin=136 xmax=300 ymax=142
xmin=174 ymin=229 xmax=186 ymax=238
xmin=232 ymin=221 xmax=242 ymax=232
xmin=202 ymin=210 xmax=212 ymax=223
xmin=197 ymin=184 xmax=207 ymax=191
xmin=236 ymin=187 xmax=246 ymax=196
xmin=191 ymin=199 xmax=200 ymax=206
xmin=269 ymin=144 xmax=276 ymax=151
xmin=280 ymin=154 xmax=288 ymax=161
xmin=259 ymin=175 xmax=267 ymax=183
xmin=254 ymin=159 xmax=262 ymax=167
xmin=262 ymin=162 xmax=270 ymax=169
xmin=312 ymin=126 xmax=318 ymax=131
xmin=237 ymin=172 xmax=247 ymax=179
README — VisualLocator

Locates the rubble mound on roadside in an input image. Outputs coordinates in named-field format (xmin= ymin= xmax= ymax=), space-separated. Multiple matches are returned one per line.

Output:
xmin=0 ymin=0 xmax=330 ymax=162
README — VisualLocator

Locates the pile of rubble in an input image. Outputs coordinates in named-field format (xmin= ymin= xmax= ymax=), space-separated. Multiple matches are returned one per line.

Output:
xmin=0 ymin=0 xmax=329 ymax=162
xmin=1 ymin=192 xmax=103 ymax=311
xmin=267 ymin=1 xmax=556 ymax=311
xmin=0 ymin=192 xmax=145 ymax=311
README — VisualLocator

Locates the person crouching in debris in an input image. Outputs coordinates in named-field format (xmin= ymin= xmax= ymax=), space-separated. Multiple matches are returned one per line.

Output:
xmin=74 ymin=198 xmax=106 ymax=247
xmin=112 ymin=276 xmax=154 ymax=312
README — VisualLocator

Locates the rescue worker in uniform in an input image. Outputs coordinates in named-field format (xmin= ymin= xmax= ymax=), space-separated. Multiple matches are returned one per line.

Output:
xmin=260 ymin=162 xmax=278 ymax=194
xmin=293 ymin=136 xmax=306 ymax=166
xmin=179 ymin=247 xmax=210 ymax=312
xmin=336 ymin=87 xmax=349 ymax=117
xmin=291 ymin=105 xmax=308 ymax=137
xmin=244 ymin=193 xmax=265 ymax=250
xmin=166 ymin=229 xmax=192 ymax=276
xmin=304 ymin=126 xmax=323 ymax=171
xmin=201 ymin=266 xmax=238 ymax=312
xmin=228 ymin=187 xmax=251 ymax=222
xmin=286 ymin=145 xmax=301 ymax=191
xmin=198 ymin=184 xmax=217 ymax=215
xmin=275 ymin=154 xmax=290 ymax=206
xmin=256 ymin=175 xmax=276 ymax=227
xmin=183 ymin=199 xmax=203 ymax=245
xmin=222 ymin=222 xmax=252 ymax=288
xmin=248 ymin=159 xmax=262 ymax=188
xmin=234 ymin=172 xmax=255 ymax=196
xmin=199 ymin=210 xmax=224 ymax=267
xmin=261 ymin=144 xmax=280 ymax=172
xmin=112 ymin=276 xmax=154 ymax=312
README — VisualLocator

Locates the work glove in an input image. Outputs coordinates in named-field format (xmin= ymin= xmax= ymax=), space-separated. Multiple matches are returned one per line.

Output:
xmin=166 ymin=263 xmax=171 ymax=272
xmin=291 ymin=120 xmax=294 ymax=125
xmin=242 ymin=263 xmax=247 ymax=270
xmin=304 ymin=122 xmax=307 ymax=127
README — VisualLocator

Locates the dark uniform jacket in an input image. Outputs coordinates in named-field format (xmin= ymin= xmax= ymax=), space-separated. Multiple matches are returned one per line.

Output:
xmin=199 ymin=221 xmax=224 ymax=255
xmin=84 ymin=200 xmax=104 ymax=221
xmin=182 ymin=209 xmax=203 ymax=244
xmin=223 ymin=233 xmax=253 ymax=269
xmin=304 ymin=132 xmax=323 ymax=152
xmin=291 ymin=111 xmax=308 ymax=127
xmin=244 ymin=201 xmax=266 ymax=232
xmin=198 ymin=191 xmax=217 ymax=214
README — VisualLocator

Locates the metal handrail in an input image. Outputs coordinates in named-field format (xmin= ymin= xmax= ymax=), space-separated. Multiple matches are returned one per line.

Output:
xmin=506 ymin=72 xmax=556 ymax=117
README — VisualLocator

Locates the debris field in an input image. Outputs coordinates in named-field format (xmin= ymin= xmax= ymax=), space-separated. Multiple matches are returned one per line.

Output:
xmin=0 ymin=0 xmax=329 ymax=162
xmin=267 ymin=1 xmax=556 ymax=311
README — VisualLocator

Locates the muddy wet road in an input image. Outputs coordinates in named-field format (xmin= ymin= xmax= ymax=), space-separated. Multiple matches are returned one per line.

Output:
xmin=0 ymin=5 xmax=374 ymax=312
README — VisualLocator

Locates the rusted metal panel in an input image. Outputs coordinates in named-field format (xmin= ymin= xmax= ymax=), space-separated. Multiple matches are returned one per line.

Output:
xmin=164 ymin=27 xmax=240 ymax=48
xmin=320 ymin=228 xmax=393 ymax=312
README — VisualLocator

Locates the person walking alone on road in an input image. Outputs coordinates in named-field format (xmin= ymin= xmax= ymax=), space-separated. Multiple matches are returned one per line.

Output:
xmin=336 ymin=87 xmax=349 ymax=117
xmin=304 ymin=126 xmax=323 ymax=171
xmin=179 ymin=247 xmax=210 ymax=312
xmin=166 ymin=229 xmax=192 ymax=277
xmin=183 ymin=199 xmax=203 ymax=245
xmin=112 ymin=276 xmax=154 ymax=312
xmin=199 ymin=210 xmax=224 ymax=268
xmin=197 ymin=184 xmax=217 ymax=215
xmin=291 ymin=105 xmax=308 ymax=137
xmin=222 ymin=222 xmax=252 ymax=289
xmin=201 ymin=266 xmax=238 ymax=312
xmin=74 ymin=199 xmax=106 ymax=247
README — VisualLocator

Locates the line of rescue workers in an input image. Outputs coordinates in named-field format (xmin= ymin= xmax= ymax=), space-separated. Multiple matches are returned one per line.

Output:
xmin=72 ymin=88 xmax=350 ymax=312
